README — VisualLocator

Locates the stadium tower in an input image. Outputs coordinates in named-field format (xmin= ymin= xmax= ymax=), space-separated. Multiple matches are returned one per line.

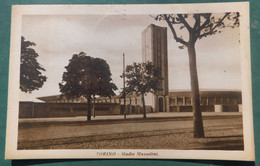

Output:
xmin=142 ymin=24 xmax=169 ymax=112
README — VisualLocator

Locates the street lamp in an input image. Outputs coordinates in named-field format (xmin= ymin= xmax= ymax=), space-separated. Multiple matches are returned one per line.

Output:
xmin=123 ymin=53 xmax=126 ymax=119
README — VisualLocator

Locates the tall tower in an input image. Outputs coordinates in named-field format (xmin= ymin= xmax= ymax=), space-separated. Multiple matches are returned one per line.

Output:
xmin=142 ymin=24 xmax=169 ymax=112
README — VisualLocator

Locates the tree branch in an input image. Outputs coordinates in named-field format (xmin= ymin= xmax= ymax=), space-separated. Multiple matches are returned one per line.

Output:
xmin=163 ymin=14 xmax=188 ymax=46
xmin=197 ymin=14 xmax=211 ymax=32
xmin=198 ymin=13 xmax=230 ymax=38
xmin=193 ymin=14 xmax=201 ymax=30
xmin=177 ymin=14 xmax=193 ymax=32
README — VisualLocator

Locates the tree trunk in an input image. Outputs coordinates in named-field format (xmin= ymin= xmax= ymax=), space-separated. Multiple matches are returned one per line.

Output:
xmin=87 ymin=96 xmax=92 ymax=121
xmin=93 ymin=98 xmax=95 ymax=118
xmin=187 ymin=43 xmax=204 ymax=138
xmin=141 ymin=93 xmax=146 ymax=119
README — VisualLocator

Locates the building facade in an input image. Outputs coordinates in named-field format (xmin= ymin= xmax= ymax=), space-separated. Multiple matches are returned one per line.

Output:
xmin=25 ymin=89 xmax=241 ymax=118
xmin=166 ymin=90 xmax=242 ymax=112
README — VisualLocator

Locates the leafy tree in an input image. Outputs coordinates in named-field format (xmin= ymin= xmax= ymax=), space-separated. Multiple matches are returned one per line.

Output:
xmin=59 ymin=52 xmax=118 ymax=120
xmin=155 ymin=13 xmax=240 ymax=138
xmin=20 ymin=36 xmax=47 ymax=93
xmin=124 ymin=62 xmax=163 ymax=118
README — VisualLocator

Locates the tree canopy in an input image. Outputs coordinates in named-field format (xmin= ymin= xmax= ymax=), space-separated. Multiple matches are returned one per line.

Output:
xmin=155 ymin=13 xmax=240 ymax=47
xmin=20 ymin=36 xmax=47 ymax=93
xmin=59 ymin=52 xmax=118 ymax=120
xmin=124 ymin=62 xmax=163 ymax=118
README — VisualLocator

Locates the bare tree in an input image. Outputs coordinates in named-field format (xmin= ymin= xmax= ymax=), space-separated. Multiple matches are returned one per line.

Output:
xmin=155 ymin=13 xmax=239 ymax=138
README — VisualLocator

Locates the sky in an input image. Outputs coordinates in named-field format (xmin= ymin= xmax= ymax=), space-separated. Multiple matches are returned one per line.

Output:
xmin=20 ymin=14 xmax=241 ymax=102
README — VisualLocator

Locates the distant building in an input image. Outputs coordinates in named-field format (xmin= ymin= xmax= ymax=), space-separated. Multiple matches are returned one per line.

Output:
xmin=36 ymin=90 xmax=242 ymax=113
xmin=19 ymin=90 xmax=242 ymax=118
xmin=166 ymin=90 xmax=242 ymax=112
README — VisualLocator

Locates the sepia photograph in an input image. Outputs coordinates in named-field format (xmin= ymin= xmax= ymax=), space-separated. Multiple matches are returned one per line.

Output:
xmin=5 ymin=2 xmax=254 ymax=160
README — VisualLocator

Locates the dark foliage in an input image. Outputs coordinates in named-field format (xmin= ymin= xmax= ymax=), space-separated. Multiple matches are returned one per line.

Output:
xmin=123 ymin=62 xmax=163 ymax=118
xmin=20 ymin=36 xmax=47 ymax=93
xmin=59 ymin=52 xmax=118 ymax=120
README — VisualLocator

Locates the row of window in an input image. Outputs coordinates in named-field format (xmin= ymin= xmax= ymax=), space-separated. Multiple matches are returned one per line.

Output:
xmin=95 ymin=97 xmax=141 ymax=105
xmin=169 ymin=96 xmax=242 ymax=106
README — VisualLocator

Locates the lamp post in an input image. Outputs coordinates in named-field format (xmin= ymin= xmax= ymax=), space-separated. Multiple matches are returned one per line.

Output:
xmin=123 ymin=53 xmax=126 ymax=119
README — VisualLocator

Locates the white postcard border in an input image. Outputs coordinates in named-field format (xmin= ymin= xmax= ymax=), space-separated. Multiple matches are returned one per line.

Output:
xmin=5 ymin=2 xmax=254 ymax=161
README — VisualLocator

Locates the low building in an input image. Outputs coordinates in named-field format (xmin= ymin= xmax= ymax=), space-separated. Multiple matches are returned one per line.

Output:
xmin=19 ymin=90 xmax=242 ymax=118
xmin=166 ymin=90 xmax=242 ymax=112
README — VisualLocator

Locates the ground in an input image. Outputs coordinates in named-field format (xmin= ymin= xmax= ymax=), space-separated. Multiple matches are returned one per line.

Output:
xmin=17 ymin=112 xmax=244 ymax=150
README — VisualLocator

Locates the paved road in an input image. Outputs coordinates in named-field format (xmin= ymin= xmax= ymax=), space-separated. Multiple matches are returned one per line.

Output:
xmin=18 ymin=112 xmax=243 ymax=142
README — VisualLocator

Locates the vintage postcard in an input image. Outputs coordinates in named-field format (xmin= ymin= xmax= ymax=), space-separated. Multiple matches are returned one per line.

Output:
xmin=5 ymin=2 xmax=254 ymax=160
